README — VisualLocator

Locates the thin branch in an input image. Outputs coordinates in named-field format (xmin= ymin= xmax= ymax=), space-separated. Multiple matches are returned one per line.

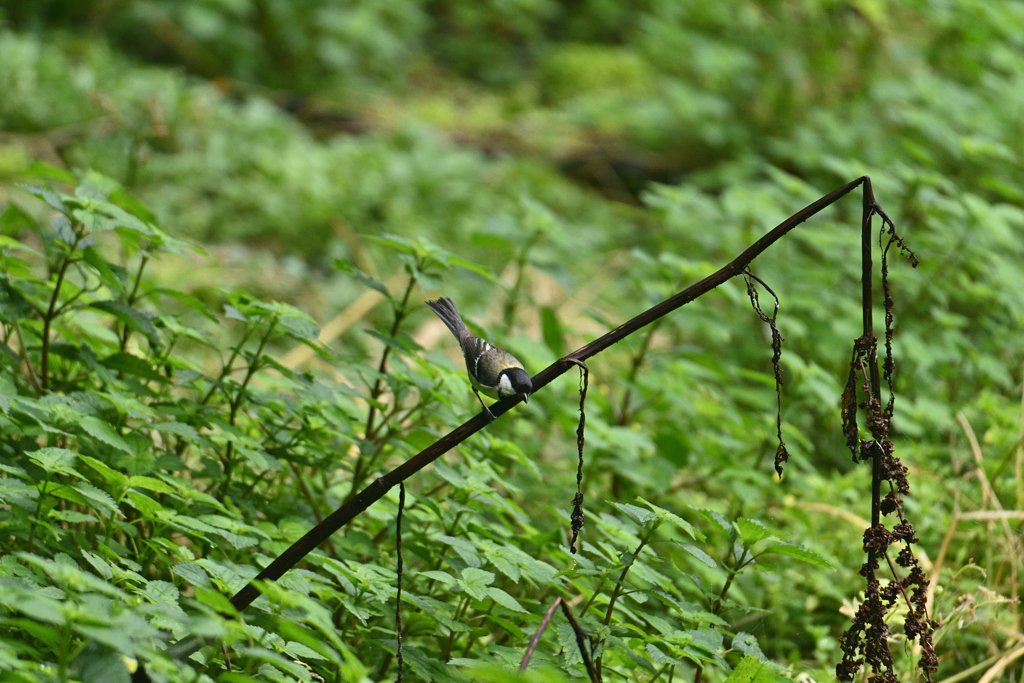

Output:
xmin=520 ymin=597 xmax=563 ymax=672
xmin=158 ymin=176 xmax=873 ymax=664
xmin=560 ymin=599 xmax=601 ymax=683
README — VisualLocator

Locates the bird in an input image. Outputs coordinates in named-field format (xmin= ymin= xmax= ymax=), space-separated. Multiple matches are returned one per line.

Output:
xmin=425 ymin=297 xmax=532 ymax=421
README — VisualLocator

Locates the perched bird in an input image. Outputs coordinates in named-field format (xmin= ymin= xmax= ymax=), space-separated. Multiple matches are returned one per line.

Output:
xmin=425 ymin=297 xmax=532 ymax=421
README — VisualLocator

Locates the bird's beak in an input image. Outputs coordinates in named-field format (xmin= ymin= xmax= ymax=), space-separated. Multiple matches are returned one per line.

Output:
xmin=521 ymin=393 xmax=529 ymax=404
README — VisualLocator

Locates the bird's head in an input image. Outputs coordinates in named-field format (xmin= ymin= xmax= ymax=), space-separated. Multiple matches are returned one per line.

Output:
xmin=499 ymin=367 xmax=533 ymax=403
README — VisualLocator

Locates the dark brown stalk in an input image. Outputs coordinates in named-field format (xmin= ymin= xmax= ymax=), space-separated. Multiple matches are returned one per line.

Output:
xmin=150 ymin=176 xmax=871 ymax=668
xmin=519 ymin=597 xmax=563 ymax=672
xmin=560 ymin=599 xmax=601 ymax=683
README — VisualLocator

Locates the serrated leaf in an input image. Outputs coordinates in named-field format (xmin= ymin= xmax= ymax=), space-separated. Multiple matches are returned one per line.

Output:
xmin=610 ymin=501 xmax=659 ymax=526
xmin=419 ymin=570 xmax=457 ymax=586
xmin=77 ymin=454 xmax=127 ymax=488
xmin=125 ymin=476 xmax=176 ymax=495
xmin=436 ymin=535 xmax=481 ymax=567
xmin=334 ymin=259 xmax=390 ymax=297
xmin=760 ymin=543 xmax=833 ymax=570
xmin=638 ymin=497 xmax=703 ymax=541
xmin=677 ymin=543 xmax=716 ymax=568
xmin=82 ymin=247 xmax=127 ymax=295
xmin=691 ymin=506 xmax=733 ymax=539
xmin=556 ymin=621 xmax=583 ymax=668
xmin=90 ymin=300 xmax=161 ymax=349
xmin=49 ymin=509 xmax=98 ymax=523
xmin=79 ymin=417 xmax=133 ymax=453
xmin=486 ymin=587 xmax=525 ymax=612
xmin=100 ymin=352 xmax=166 ymax=382
xmin=151 ymin=422 xmax=200 ymax=440
xmin=458 ymin=568 xmax=494 ymax=600
xmin=28 ymin=448 xmax=83 ymax=477
xmin=72 ymin=481 xmax=119 ymax=513
xmin=723 ymin=655 xmax=781 ymax=683
xmin=735 ymin=518 xmax=774 ymax=545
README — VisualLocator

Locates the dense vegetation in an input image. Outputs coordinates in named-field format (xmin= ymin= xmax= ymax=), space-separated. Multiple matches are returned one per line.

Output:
xmin=1 ymin=1 xmax=1023 ymax=681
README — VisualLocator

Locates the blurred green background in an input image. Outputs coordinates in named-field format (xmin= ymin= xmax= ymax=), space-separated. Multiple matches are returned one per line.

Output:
xmin=1 ymin=1 xmax=1023 ymax=681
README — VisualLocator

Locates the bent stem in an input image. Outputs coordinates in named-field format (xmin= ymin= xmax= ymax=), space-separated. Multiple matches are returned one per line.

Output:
xmin=150 ymin=177 xmax=878 ymax=668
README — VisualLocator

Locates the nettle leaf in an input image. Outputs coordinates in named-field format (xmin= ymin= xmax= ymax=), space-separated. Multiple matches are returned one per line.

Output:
xmin=486 ymin=587 xmax=525 ymax=612
xmin=71 ymin=481 xmax=119 ymax=514
xmin=148 ymin=288 xmax=217 ymax=321
xmin=151 ymin=421 xmax=200 ymax=441
xmin=78 ymin=416 xmax=133 ymax=453
xmin=556 ymin=622 xmax=583 ymax=668
xmin=49 ymin=509 xmax=98 ymax=524
xmin=610 ymin=501 xmax=659 ymax=527
xmin=77 ymin=454 xmax=128 ymax=488
xmin=27 ymin=448 xmax=84 ymax=478
xmin=20 ymin=183 xmax=67 ymax=214
xmin=82 ymin=247 xmax=128 ymax=295
xmin=732 ymin=632 xmax=769 ymax=663
xmin=760 ymin=543 xmax=834 ymax=570
xmin=100 ymin=353 xmax=166 ymax=383
xmin=690 ymin=506 xmax=733 ymax=539
xmin=90 ymin=301 xmax=162 ymax=349
xmin=638 ymin=497 xmax=704 ymax=541
xmin=334 ymin=259 xmax=390 ymax=297
xmin=436 ymin=535 xmax=482 ymax=567
xmin=735 ymin=518 xmax=774 ymax=545
xmin=458 ymin=567 xmax=494 ymax=600
xmin=723 ymin=655 xmax=782 ymax=683
xmin=675 ymin=543 xmax=716 ymax=568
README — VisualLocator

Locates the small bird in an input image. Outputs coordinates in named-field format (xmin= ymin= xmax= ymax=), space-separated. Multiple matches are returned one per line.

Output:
xmin=426 ymin=297 xmax=532 ymax=421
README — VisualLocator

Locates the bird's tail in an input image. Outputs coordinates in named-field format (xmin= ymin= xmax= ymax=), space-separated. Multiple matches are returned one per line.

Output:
xmin=425 ymin=297 xmax=469 ymax=341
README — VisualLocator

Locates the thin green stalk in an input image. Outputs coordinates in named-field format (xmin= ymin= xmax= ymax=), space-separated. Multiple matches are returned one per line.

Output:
xmin=219 ymin=323 xmax=274 ymax=499
xmin=349 ymin=274 xmax=418 ymax=499
xmin=120 ymin=255 xmax=150 ymax=351
xmin=26 ymin=473 xmax=52 ymax=551
xmin=41 ymin=236 xmax=82 ymax=391
xmin=596 ymin=533 xmax=652 ymax=679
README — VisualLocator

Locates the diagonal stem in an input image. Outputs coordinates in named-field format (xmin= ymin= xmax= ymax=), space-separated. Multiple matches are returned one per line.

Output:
xmin=155 ymin=176 xmax=873 ymax=665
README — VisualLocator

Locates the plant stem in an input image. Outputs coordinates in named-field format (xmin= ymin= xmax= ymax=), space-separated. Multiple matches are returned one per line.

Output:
xmin=596 ymin=535 xmax=650 ymax=678
xmin=219 ymin=323 xmax=274 ymax=499
xmin=41 ymin=237 xmax=81 ymax=391
xmin=349 ymin=274 xmax=418 ymax=499
xmin=120 ymin=255 xmax=149 ymax=351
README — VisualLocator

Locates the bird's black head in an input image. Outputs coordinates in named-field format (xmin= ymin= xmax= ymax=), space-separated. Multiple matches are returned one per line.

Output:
xmin=500 ymin=367 xmax=533 ymax=403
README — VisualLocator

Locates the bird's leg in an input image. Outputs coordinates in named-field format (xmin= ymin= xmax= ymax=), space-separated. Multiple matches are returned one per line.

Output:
xmin=473 ymin=388 xmax=496 ymax=423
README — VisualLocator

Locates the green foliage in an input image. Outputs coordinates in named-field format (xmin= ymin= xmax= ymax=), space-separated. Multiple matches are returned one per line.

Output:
xmin=1 ymin=1 xmax=1023 ymax=681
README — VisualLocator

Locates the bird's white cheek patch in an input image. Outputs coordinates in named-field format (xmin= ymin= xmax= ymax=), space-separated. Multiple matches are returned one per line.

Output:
xmin=497 ymin=374 xmax=513 ymax=396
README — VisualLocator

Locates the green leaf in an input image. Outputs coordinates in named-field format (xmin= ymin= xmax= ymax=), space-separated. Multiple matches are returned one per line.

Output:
xmin=760 ymin=543 xmax=833 ymax=570
xmin=638 ymin=497 xmax=704 ymax=541
xmin=74 ymin=645 xmax=131 ymax=683
xmin=458 ymin=568 xmax=494 ymax=600
xmin=723 ymin=655 xmax=784 ymax=683
xmin=334 ymin=259 xmax=390 ymax=297
xmin=1 ymin=203 xmax=39 ymax=234
xmin=735 ymin=518 xmax=773 ymax=545
xmin=540 ymin=306 xmax=565 ymax=357
xmin=610 ymin=501 xmax=659 ymax=526
xmin=82 ymin=247 xmax=128 ymax=295
xmin=125 ymin=476 xmax=177 ymax=495
xmin=436 ymin=535 xmax=481 ymax=567
xmin=486 ymin=587 xmax=525 ymax=612
xmin=90 ymin=301 xmax=161 ymax=349
xmin=27 ymin=447 xmax=83 ymax=478
xmin=77 ymin=454 xmax=128 ymax=488
xmin=100 ymin=352 xmax=166 ymax=382
xmin=79 ymin=416 xmax=133 ymax=453
xmin=676 ymin=543 xmax=716 ymax=568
